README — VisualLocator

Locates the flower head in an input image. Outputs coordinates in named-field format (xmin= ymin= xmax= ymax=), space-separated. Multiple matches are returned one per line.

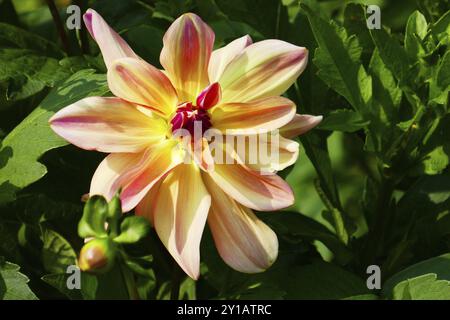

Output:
xmin=49 ymin=9 xmax=322 ymax=279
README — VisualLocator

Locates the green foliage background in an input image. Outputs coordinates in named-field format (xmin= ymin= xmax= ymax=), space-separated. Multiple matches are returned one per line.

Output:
xmin=0 ymin=0 xmax=449 ymax=300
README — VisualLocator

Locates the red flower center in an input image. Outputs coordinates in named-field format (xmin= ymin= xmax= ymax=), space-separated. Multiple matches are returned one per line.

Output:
xmin=170 ymin=82 xmax=221 ymax=136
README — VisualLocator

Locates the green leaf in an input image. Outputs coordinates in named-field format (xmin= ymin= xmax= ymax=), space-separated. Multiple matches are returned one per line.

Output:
xmin=343 ymin=3 xmax=374 ymax=56
xmin=41 ymin=228 xmax=77 ymax=274
xmin=0 ymin=258 xmax=37 ymax=300
xmin=282 ymin=262 xmax=369 ymax=299
xmin=437 ymin=51 xmax=450 ymax=91
xmin=0 ymin=48 xmax=70 ymax=101
xmin=78 ymin=195 xmax=109 ymax=239
xmin=369 ymin=23 xmax=412 ymax=86
xmin=430 ymin=50 xmax=450 ymax=106
xmin=260 ymin=211 xmax=352 ymax=265
xmin=392 ymin=274 xmax=450 ymax=300
xmin=0 ymin=23 xmax=62 ymax=58
xmin=430 ymin=10 xmax=450 ymax=46
xmin=369 ymin=49 xmax=402 ymax=121
xmin=299 ymin=132 xmax=343 ymax=218
xmin=123 ymin=255 xmax=154 ymax=278
xmin=365 ymin=49 xmax=403 ymax=153
xmin=80 ymin=264 xmax=130 ymax=300
xmin=0 ymin=69 xmax=109 ymax=205
xmin=302 ymin=4 xmax=372 ymax=112
xmin=405 ymin=11 xmax=428 ymax=60
xmin=318 ymin=109 xmax=369 ymax=132
xmin=383 ymin=253 xmax=450 ymax=298
xmin=421 ymin=146 xmax=449 ymax=174
xmin=114 ymin=216 xmax=151 ymax=244
xmin=41 ymin=273 xmax=82 ymax=300
xmin=156 ymin=277 xmax=197 ymax=300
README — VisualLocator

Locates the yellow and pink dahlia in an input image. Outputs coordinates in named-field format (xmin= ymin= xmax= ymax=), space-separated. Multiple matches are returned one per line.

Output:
xmin=49 ymin=9 xmax=322 ymax=279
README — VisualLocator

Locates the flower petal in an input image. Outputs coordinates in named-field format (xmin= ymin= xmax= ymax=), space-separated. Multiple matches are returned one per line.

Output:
xmin=208 ymin=35 xmax=252 ymax=83
xmin=203 ymin=174 xmax=278 ymax=273
xmin=207 ymin=161 xmax=294 ymax=211
xmin=210 ymin=96 xmax=296 ymax=134
xmin=49 ymin=97 xmax=167 ymax=153
xmin=90 ymin=140 xmax=183 ymax=212
xmin=196 ymin=82 xmax=221 ymax=110
xmin=153 ymin=164 xmax=211 ymax=279
xmin=237 ymin=135 xmax=299 ymax=173
xmin=160 ymin=13 xmax=215 ymax=102
xmin=218 ymin=40 xmax=308 ymax=103
xmin=135 ymin=178 xmax=163 ymax=226
xmin=83 ymin=9 xmax=139 ymax=69
xmin=280 ymin=114 xmax=323 ymax=138
xmin=108 ymin=58 xmax=178 ymax=117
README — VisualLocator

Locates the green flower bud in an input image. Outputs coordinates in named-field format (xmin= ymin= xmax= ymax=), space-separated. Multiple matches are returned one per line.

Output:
xmin=78 ymin=238 xmax=116 ymax=274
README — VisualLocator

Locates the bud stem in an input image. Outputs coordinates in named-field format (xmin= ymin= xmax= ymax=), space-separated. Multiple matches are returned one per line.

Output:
xmin=120 ymin=263 xmax=139 ymax=300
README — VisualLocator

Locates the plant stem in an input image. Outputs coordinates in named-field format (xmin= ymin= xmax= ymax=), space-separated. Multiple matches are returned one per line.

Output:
xmin=45 ymin=0 xmax=71 ymax=55
xmin=120 ymin=263 xmax=139 ymax=300
xmin=74 ymin=0 xmax=90 ymax=54
xmin=314 ymin=179 xmax=349 ymax=244
xmin=170 ymin=261 xmax=182 ymax=300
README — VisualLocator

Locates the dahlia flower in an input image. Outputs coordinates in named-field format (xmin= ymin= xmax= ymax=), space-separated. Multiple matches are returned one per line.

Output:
xmin=49 ymin=9 xmax=322 ymax=279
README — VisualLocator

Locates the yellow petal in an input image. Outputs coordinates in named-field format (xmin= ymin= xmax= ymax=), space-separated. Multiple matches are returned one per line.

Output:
xmin=90 ymin=140 xmax=183 ymax=212
xmin=153 ymin=164 xmax=211 ymax=279
xmin=208 ymin=35 xmax=252 ymax=83
xmin=203 ymin=173 xmax=278 ymax=273
xmin=280 ymin=114 xmax=323 ymax=138
xmin=135 ymin=178 xmax=163 ymax=226
xmin=160 ymin=13 xmax=215 ymax=102
xmin=83 ymin=9 xmax=139 ymax=69
xmin=234 ymin=135 xmax=299 ymax=173
xmin=210 ymin=96 xmax=296 ymax=134
xmin=49 ymin=97 xmax=167 ymax=153
xmin=207 ymin=161 xmax=294 ymax=211
xmin=108 ymin=58 xmax=178 ymax=117
xmin=218 ymin=40 xmax=308 ymax=103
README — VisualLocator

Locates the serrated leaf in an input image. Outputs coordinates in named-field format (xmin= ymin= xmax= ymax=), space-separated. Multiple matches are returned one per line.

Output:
xmin=343 ymin=3 xmax=374 ymax=56
xmin=41 ymin=228 xmax=77 ymax=274
xmin=369 ymin=24 xmax=412 ymax=86
xmin=0 ymin=69 xmax=109 ymax=205
xmin=0 ymin=258 xmax=37 ymax=300
xmin=369 ymin=49 xmax=402 ymax=120
xmin=0 ymin=48 xmax=71 ymax=101
xmin=383 ymin=253 xmax=450 ymax=298
xmin=319 ymin=109 xmax=369 ymax=132
xmin=302 ymin=4 xmax=372 ymax=112
xmin=393 ymin=274 xmax=450 ymax=300
xmin=41 ymin=273 xmax=82 ymax=300
xmin=0 ymin=22 xmax=62 ymax=58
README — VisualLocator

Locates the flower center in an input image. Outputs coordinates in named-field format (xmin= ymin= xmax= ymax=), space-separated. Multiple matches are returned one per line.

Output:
xmin=170 ymin=82 xmax=221 ymax=136
xmin=170 ymin=102 xmax=212 ymax=136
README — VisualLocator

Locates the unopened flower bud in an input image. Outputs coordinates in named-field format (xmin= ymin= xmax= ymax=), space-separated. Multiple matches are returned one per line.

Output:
xmin=78 ymin=238 xmax=116 ymax=273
